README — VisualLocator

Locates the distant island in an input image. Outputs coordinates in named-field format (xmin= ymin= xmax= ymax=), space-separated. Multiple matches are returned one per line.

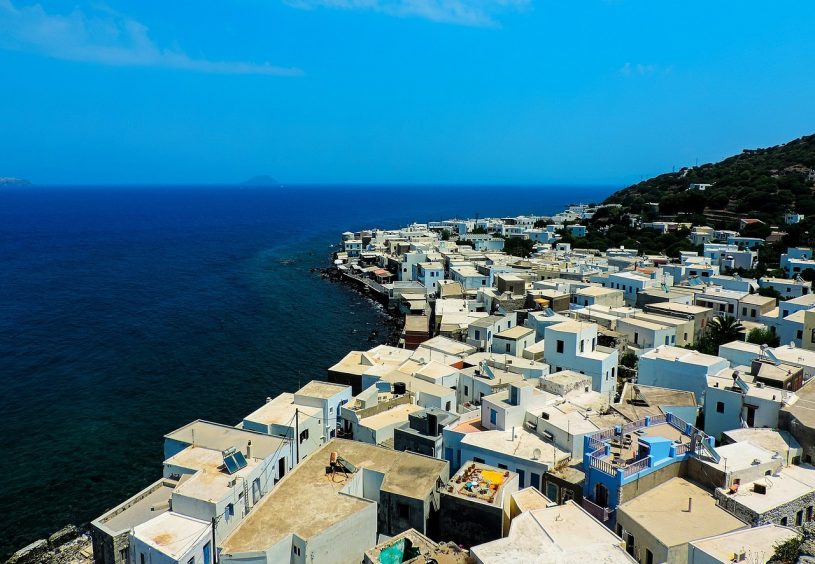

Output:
xmin=240 ymin=175 xmax=281 ymax=187
xmin=0 ymin=177 xmax=32 ymax=186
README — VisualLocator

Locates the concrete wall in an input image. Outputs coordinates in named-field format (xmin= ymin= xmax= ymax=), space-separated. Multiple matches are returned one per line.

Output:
xmin=619 ymin=460 xmax=688 ymax=509
xmin=438 ymin=492 xmax=505 ymax=548
xmin=305 ymin=502 xmax=378 ymax=564
xmin=615 ymin=509 xmax=669 ymax=564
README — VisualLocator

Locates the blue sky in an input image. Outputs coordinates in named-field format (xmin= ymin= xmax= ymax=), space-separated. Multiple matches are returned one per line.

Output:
xmin=1 ymin=0 xmax=814 ymax=185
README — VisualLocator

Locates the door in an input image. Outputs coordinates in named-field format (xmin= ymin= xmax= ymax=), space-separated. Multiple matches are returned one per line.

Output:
xmin=745 ymin=405 xmax=756 ymax=427
xmin=595 ymin=483 xmax=609 ymax=507
xmin=203 ymin=541 xmax=212 ymax=564
xmin=278 ymin=456 xmax=287 ymax=481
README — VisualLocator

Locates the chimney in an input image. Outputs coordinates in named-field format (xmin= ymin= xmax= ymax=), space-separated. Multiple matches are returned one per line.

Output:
xmin=247 ymin=440 xmax=252 ymax=459
xmin=512 ymin=426 xmax=516 ymax=441
xmin=687 ymin=497 xmax=692 ymax=512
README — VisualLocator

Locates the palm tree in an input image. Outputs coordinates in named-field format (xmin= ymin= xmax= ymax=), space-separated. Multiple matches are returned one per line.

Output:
xmin=706 ymin=315 xmax=744 ymax=350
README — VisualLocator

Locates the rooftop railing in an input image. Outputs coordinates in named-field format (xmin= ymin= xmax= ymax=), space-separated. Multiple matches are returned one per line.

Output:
xmin=581 ymin=497 xmax=612 ymax=522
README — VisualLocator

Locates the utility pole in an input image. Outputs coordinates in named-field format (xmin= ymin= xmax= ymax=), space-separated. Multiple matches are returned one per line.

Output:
xmin=211 ymin=517 xmax=218 ymax=564
xmin=295 ymin=408 xmax=300 ymax=463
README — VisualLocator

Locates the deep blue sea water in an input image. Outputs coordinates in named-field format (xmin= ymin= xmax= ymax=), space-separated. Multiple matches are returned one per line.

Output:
xmin=0 ymin=184 xmax=614 ymax=557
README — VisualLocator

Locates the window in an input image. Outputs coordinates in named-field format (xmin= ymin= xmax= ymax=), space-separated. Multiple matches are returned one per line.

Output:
xmin=293 ymin=546 xmax=301 ymax=556
xmin=464 ymin=385 xmax=469 ymax=396
xmin=579 ymin=340 xmax=584 ymax=353
xmin=716 ymin=402 xmax=725 ymax=413
xmin=473 ymin=456 xmax=485 ymax=463
xmin=751 ymin=309 xmax=757 ymax=318
xmin=562 ymin=489 xmax=574 ymax=502
xmin=530 ymin=472 xmax=540 ymax=490
xmin=226 ymin=503 xmax=235 ymax=519
xmin=645 ymin=549 xmax=654 ymax=564
xmin=299 ymin=429 xmax=309 ymax=443
xmin=807 ymin=506 xmax=813 ymax=522
xmin=119 ymin=548 xmax=128 ymax=563
xmin=781 ymin=517 xmax=788 ymax=526
xmin=798 ymin=330 xmax=804 ymax=340
xmin=398 ymin=503 xmax=410 ymax=519
xmin=498 ymin=463 xmax=508 ymax=469
xmin=505 ymin=343 xmax=511 ymax=353
xmin=445 ymin=401 xmax=451 ymax=411
xmin=742 ymin=307 xmax=747 ymax=316
xmin=517 ymin=469 xmax=525 ymax=488
xmin=556 ymin=340 xmax=564 ymax=353
xmin=474 ymin=330 xmax=480 ymax=340
xmin=798 ymin=510 xmax=805 ymax=526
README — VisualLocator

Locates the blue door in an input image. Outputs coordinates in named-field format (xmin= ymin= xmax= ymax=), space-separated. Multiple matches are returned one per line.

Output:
xmin=203 ymin=541 xmax=212 ymax=564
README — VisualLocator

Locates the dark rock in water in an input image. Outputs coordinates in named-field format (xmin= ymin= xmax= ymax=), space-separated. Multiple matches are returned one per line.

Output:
xmin=7 ymin=539 xmax=47 ymax=564
xmin=48 ymin=525 xmax=78 ymax=548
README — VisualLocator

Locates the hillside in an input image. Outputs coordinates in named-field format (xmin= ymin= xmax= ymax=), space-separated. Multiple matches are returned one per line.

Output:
xmin=604 ymin=134 xmax=815 ymax=224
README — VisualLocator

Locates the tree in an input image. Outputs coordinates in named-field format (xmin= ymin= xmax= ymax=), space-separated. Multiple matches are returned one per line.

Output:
xmin=697 ymin=316 xmax=744 ymax=354
xmin=620 ymin=351 xmax=639 ymax=369
xmin=757 ymin=286 xmax=781 ymax=301
xmin=747 ymin=327 xmax=780 ymax=347
xmin=440 ymin=229 xmax=451 ymax=241
xmin=772 ymin=534 xmax=802 ymax=564
xmin=470 ymin=226 xmax=488 ymax=235
xmin=801 ymin=268 xmax=815 ymax=282
xmin=502 ymin=237 xmax=535 ymax=258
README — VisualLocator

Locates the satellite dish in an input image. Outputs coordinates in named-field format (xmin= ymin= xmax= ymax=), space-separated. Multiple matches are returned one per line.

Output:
xmin=532 ymin=448 xmax=541 ymax=460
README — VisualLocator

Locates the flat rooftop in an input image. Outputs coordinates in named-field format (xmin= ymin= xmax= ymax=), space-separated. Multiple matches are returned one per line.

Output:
xmin=94 ymin=478 xmax=179 ymax=533
xmin=296 ymin=380 xmax=349 ymax=400
xmin=722 ymin=429 xmax=801 ymax=457
xmin=494 ymin=325 xmax=534 ymax=340
xmin=643 ymin=345 xmax=725 ymax=367
xmin=417 ymin=335 xmax=477 ymax=357
xmin=173 ymin=457 xmax=260 ymax=503
xmin=165 ymin=420 xmax=287 ymax=459
xmin=689 ymin=524 xmax=798 ymax=563
xmin=364 ymin=529 xmax=469 ymax=564
xmin=471 ymin=501 xmax=635 ymax=564
xmin=718 ymin=464 xmax=815 ymax=513
xmin=242 ymin=393 xmax=321 ymax=426
xmin=220 ymin=439 xmax=448 ymax=554
xmin=618 ymin=478 xmax=746 ymax=548
xmin=447 ymin=461 xmax=516 ymax=506
xmin=133 ymin=512 xmax=210 ymax=560
xmin=358 ymin=403 xmax=423 ymax=431
xmin=461 ymin=427 xmax=570 ymax=466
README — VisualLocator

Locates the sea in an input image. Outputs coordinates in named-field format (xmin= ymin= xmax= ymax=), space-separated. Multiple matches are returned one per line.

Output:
xmin=0 ymin=184 xmax=614 ymax=558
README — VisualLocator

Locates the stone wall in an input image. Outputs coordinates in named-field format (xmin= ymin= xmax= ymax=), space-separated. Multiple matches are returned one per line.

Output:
xmin=715 ymin=487 xmax=815 ymax=526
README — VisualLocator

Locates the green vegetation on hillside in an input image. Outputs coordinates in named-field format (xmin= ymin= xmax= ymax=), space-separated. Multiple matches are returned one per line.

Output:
xmin=558 ymin=206 xmax=701 ymax=258
xmin=604 ymin=134 xmax=815 ymax=223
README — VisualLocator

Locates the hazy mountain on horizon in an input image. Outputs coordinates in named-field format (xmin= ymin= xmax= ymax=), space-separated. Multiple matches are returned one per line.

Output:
xmin=241 ymin=175 xmax=281 ymax=187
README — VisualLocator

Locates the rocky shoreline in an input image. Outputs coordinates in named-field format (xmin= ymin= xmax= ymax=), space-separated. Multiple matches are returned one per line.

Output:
xmin=311 ymin=265 xmax=403 ymax=346
xmin=5 ymin=526 xmax=92 ymax=564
